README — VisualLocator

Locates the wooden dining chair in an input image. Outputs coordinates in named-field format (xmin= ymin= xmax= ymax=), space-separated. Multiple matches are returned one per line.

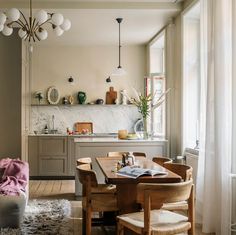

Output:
xmin=107 ymin=152 xmax=146 ymax=157
xmin=117 ymin=180 xmax=195 ymax=235
xmin=164 ymin=162 xmax=193 ymax=182
xmin=77 ymin=163 xmax=118 ymax=235
xmin=161 ymin=163 xmax=193 ymax=211
xmin=152 ymin=156 xmax=172 ymax=166
xmin=76 ymin=157 xmax=92 ymax=167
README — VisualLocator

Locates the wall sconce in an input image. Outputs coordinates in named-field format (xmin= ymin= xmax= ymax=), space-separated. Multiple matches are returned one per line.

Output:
xmin=68 ymin=76 xmax=77 ymax=85
xmin=106 ymin=76 xmax=111 ymax=83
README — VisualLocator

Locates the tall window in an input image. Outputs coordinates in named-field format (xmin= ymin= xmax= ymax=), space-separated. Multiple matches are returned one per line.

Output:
xmin=182 ymin=2 xmax=200 ymax=150
xmin=147 ymin=32 xmax=166 ymax=136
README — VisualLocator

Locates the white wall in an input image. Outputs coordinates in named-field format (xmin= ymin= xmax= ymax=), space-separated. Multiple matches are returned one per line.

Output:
xmin=31 ymin=45 xmax=147 ymax=104
xmin=0 ymin=31 xmax=22 ymax=158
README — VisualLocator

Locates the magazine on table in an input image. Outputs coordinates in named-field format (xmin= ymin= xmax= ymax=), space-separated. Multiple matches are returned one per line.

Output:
xmin=117 ymin=165 xmax=168 ymax=179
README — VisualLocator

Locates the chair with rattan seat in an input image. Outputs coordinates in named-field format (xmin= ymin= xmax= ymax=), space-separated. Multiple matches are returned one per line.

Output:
xmin=161 ymin=163 xmax=193 ymax=211
xmin=117 ymin=180 xmax=195 ymax=235
xmin=107 ymin=152 xmax=146 ymax=157
xmin=77 ymin=163 xmax=118 ymax=235
xmin=152 ymin=156 xmax=172 ymax=166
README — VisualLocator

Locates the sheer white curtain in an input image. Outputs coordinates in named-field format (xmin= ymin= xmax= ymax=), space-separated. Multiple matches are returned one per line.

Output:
xmin=196 ymin=0 xmax=232 ymax=234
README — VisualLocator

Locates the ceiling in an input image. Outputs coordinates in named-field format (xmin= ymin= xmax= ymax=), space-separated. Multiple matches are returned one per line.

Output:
xmin=0 ymin=0 xmax=183 ymax=46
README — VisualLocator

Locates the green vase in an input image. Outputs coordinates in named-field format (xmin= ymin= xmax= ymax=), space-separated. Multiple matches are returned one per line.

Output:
xmin=77 ymin=91 xmax=86 ymax=104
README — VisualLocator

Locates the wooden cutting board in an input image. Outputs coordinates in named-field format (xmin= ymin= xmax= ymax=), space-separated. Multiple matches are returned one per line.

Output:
xmin=74 ymin=122 xmax=93 ymax=134
xmin=106 ymin=87 xmax=117 ymax=104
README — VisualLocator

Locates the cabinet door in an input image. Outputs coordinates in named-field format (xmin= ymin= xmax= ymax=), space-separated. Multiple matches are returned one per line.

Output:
xmin=39 ymin=156 xmax=67 ymax=176
xmin=28 ymin=136 xmax=38 ymax=176
xmin=39 ymin=137 xmax=67 ymax=156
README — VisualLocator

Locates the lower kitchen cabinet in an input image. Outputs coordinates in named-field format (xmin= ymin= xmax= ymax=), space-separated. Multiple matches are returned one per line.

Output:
xmin=28 ymin=136 xmax=73 ymax=178
xmin=28 ymin=136 xmax=168 ymax=180
xmin=39 ymin=156 xmax=67 ymax=176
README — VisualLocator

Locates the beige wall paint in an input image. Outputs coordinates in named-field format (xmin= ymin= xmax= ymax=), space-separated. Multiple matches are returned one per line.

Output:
xmin=0 ymin=31 xmax=21 ymax=158
xmin=32 ymin=45 xmax=146 ymax=104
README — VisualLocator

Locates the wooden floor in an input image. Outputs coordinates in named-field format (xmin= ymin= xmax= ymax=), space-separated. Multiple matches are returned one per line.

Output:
xmin=29 ymin=180 xmax=212 ymax=235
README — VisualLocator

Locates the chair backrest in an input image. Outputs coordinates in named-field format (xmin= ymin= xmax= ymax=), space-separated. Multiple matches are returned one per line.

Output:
xmin=76 ymin=164 xmax=98 ymax=189
xmin=136 ymin=180 xmax=194 ymax=234
xmin=76 ymin=157 xmax=92 ymax=167
xmin=164 ymin=162 xmax=193 ymax=181
xmin=107 ymin=152 xmax=146 ymax=158
xmin=136 ymin=180 xmax=193 ymax=209
xmin=152 ymin=156 xmax=172 ymax=166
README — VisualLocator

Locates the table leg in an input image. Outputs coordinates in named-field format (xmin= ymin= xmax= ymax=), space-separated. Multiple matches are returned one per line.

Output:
xmin=116 ymin=184 xmax=140 ymax=214
xmin=116 ymin=184 xmax=141 ymax=235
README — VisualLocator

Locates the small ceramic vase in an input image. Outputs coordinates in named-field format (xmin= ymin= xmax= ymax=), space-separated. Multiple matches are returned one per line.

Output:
xmin=77 ymin=92 xmax=86 ymax=104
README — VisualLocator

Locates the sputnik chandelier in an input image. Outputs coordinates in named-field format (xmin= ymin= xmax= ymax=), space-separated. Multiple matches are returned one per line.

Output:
xmin=0 ymin=0 xmax=71 ymax=42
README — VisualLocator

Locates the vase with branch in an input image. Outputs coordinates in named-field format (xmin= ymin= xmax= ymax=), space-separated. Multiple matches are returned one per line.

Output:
xmin=123 ymin=88 xmax=170 ymax=139
xmin=35 ymin=91 xmax=44 ymax=104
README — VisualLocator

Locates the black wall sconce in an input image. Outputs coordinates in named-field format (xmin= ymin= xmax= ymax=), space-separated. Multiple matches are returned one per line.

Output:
xmin=106 ymin=76 xmax=111 ymax=83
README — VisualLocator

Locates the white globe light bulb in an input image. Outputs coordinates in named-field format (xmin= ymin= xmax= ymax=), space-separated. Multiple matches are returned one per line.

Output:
xmin=2 ymin=25 xmax=13 ymax=36
xmin=7 ymin=8 xmax=20 ymax=21
xmin=37 ymin=29 xmax=48 ymax=40
xmin=0 ymin=12 xmax=7 ymax=25
xmin=18 ymin=28 xmax=27 ymax=39
xmin=35 ymin=10 xmax=48 ymax=24
xmin=61 ymin=19 xmax=71 ymax=31
xmin=52 ymin=13 xmax=64 ymax=26
xmin=0 ymin=24 xmax=4 ymax=32
xmin=54 ymin=26 xmax=64 ymax=37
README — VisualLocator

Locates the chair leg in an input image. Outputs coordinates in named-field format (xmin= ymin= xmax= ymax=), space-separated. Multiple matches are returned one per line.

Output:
xmin=82 ymin=209 xmax=86 ymax=235
xmin=188 ymin=185 xmax=195 ymax=235
xmin=86 ymin=206 xmax=92 ymax=235
xmin=117 ymin=221 xmax=124 ymax=235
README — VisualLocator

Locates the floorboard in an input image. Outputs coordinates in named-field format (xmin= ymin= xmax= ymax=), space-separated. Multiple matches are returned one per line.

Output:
xmin=29 ymin=180 xmax=212 ymax=235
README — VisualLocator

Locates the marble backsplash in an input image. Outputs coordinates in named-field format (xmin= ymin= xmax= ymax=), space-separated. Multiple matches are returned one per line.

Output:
xmin=31 ymin=105 xmax=141 ymax=134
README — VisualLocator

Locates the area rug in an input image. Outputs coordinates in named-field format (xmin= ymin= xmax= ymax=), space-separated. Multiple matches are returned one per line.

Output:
xmin=0 ymin=199 xmax=73 ymax=235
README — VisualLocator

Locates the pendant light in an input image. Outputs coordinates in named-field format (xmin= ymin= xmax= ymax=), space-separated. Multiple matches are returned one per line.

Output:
xmin=0 ymin=0 xmax=71 ymax=42
xmin=112 ymin=18 xmax=126 ymax=76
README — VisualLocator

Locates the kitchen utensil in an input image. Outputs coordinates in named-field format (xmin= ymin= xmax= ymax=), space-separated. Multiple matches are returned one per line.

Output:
xmin=96 ymin=99 xmax=104 ymax=104
xmin=74 ymin=122 xmax=93 ymax=134
xmin=118 ymin=130 xmax=128 ymax=139
xmin=106 ymin=87 xmax=117 ymax=104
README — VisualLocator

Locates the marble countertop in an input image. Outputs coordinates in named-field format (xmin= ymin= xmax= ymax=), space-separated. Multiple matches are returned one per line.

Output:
xmin=28 ymin=134 xmax=167 ymax=142
xmin=28 ymin=133 xmax=118 ymax=137
xmin=74 ymin=137 xmax=167 ymax=143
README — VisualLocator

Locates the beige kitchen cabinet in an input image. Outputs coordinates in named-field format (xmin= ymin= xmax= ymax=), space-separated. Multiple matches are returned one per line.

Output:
xmin=29 ymin=136 xmax=70 ymax=177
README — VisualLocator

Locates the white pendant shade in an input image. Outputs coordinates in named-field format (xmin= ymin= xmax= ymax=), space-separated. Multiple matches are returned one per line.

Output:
xmin=2 ymin=25 xmax=13 ymax=36
xmin=61 ymin=19 xmax=71 ymax=31
xmin=37 ymin=29 xmax=48 ymax=40
xmin=54 ymin=26 xmax=64 ymax=36
xmin=52 ymin=13 xmax=64 ymax=26
xmin=6 ymin=8 xmax=20 ymax=21
xmin=35 ymin=10 xmax=48 ymax=24
xmin=112 ymin=67 xmax=127 ymax=76
xmin=0 ymin=12 xmax=6 ymax=25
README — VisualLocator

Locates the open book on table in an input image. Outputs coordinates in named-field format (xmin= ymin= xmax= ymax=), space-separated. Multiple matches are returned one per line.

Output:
xmin=117 ymin=166 xmax=168 ymax=179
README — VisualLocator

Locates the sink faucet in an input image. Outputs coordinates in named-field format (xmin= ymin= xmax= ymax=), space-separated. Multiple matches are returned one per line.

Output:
xmin=51 ymin=115 xmax=58 ymax=134
xmin=52 ymin=115 xmax=55 ymax=130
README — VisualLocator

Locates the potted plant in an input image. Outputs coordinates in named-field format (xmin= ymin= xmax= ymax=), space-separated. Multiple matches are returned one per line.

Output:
xmin=123 ymin=88 xmax=170 ymax=139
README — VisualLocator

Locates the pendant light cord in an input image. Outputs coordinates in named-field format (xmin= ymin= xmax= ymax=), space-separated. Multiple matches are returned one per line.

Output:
xmin=118 ymin=21 xmax=121 ymax=68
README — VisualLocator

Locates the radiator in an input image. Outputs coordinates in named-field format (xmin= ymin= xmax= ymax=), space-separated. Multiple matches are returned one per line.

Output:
xmin=184 ymin=148 xmax=199 ymax=186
